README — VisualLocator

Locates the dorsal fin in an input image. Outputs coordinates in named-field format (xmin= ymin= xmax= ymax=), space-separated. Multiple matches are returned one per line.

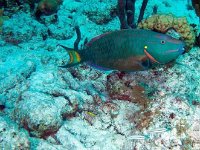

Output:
xmin=86 ymin=32 xmax=111 ymax=47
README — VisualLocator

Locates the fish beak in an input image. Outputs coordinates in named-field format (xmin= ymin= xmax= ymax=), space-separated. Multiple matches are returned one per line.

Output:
xmin=178 ymin=45 xmax=185 ymax=54
xmin=163 ymin=43 xmax=185 ymax=55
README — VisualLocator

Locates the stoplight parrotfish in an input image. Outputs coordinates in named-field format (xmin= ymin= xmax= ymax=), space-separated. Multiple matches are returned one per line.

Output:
xmin=59 ymin=29 xmax=185 ymax=72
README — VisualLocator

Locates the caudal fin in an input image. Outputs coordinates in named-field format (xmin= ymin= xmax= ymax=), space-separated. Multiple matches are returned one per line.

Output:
xmin=58 ymin=44 xmax=82 ymax=68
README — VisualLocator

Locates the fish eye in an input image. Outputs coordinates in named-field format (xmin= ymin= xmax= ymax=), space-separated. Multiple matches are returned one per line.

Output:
xmin=161 ymin=40 xmax=165 ymax=44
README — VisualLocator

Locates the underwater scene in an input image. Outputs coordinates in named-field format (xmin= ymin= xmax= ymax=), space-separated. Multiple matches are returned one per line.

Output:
xmin=0 ymin=0 xmax=200 ymax=149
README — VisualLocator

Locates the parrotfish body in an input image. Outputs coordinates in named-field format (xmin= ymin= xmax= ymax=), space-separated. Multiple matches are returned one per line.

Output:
xmin=60 ymin=29 xmax=185 ymax=71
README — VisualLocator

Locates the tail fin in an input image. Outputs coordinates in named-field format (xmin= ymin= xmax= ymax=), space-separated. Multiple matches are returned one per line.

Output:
xmin=58 ymin=44 xmax=82 ymax=68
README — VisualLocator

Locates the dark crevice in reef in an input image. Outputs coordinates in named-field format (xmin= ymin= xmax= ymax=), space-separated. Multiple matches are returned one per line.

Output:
xmin=0 ymin=105 xmax=5 ymax=111
xmin=196 ymin=33 xmax=200 ymax=47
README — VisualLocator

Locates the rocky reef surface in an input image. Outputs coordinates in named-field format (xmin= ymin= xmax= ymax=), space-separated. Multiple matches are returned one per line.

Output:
xmin=0 ymin=0 xmax=200 ymax=149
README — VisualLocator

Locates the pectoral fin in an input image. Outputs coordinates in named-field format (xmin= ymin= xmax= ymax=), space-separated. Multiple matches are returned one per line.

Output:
xmin=138 ymin=56 xmax=152 ymax=69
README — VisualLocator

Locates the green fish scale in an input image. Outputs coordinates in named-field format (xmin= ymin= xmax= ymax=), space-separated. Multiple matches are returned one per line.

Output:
xmin=85 ymin=30 xmax=146 ymax=63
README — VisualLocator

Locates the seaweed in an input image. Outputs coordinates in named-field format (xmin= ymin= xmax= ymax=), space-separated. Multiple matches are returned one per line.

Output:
xmin=118 ymin=0 xmax=149 ymax=29
xmin=192 ymin=0 xmax=200 ymax=16
xmin=74 ymin=26 xmax=81 ymax=50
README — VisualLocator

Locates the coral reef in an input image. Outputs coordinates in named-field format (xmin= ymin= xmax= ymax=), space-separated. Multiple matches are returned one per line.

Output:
xmin=2 ymin=12 xmax=47 ymax=44
xmin=0 ymin=47 xmax=106 ymax=139
xmin=12 ymin=67 xmax=97 ymax=137
xmin=106 ymin=71 xmax=160 ymax=131
xmin=0 ymin=9 xmax=8 ymax=32
xmin=83 ymin=0 xmax=117 ymax=25
xmin=158 ymin=47 xmax=200 ymax=103
xmin=106 ymin=72 xmax=149 ymax=109
xmin=14 ymin=91 xmax=63 ymax=137
xmin=58 ymin=117 xmax=126 ymax=149
xmin=0 ymin=60 xmax=36 ymax=95
xmin=138 ymin=14 xmax=196 ymax=51
xmin=0 ymin=0 xmax=62 ymax=19
xmin=36 ymin=0 xmax=62 ymax=17
xmin=0 ymin=0 xmax=20 ymax=8
xmin=0 ymin=116 xmax=30 ymax=149
xmin=0 ymin=0 xmax=200 ymax=149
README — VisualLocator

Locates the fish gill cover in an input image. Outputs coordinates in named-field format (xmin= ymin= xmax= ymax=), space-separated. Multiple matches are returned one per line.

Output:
xmin=0 ymin=0 xmax=200 ymax=150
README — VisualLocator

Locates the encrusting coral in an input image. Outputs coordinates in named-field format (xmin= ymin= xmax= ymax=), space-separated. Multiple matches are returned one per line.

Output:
xmin=106 ymin=72 xmax=149 ymax=110
xmin=106 ymin=72 xmax=161 ymax=131
xmin=138 ymin=14 xmax=196 ymax=51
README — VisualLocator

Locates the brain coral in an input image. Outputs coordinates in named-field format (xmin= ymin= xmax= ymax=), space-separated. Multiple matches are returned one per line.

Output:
xmin=138 ymin=14 xmax=196 ymax=51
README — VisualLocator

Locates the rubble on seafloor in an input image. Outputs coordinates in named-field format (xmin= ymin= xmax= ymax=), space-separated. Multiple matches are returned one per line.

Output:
xmin=1 ymin=45 xmax=200 ymax=149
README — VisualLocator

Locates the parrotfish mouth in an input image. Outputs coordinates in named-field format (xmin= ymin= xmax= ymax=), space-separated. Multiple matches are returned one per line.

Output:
xmin=178 ymin=45 xmax=185 ymax=54
xmin=144 ymin=49 xmax=160 ymax=64
xmin=165 ymin=49 xmax=179 ymax=54
xmin=165 ymin=45 xmax=185 ymax=54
